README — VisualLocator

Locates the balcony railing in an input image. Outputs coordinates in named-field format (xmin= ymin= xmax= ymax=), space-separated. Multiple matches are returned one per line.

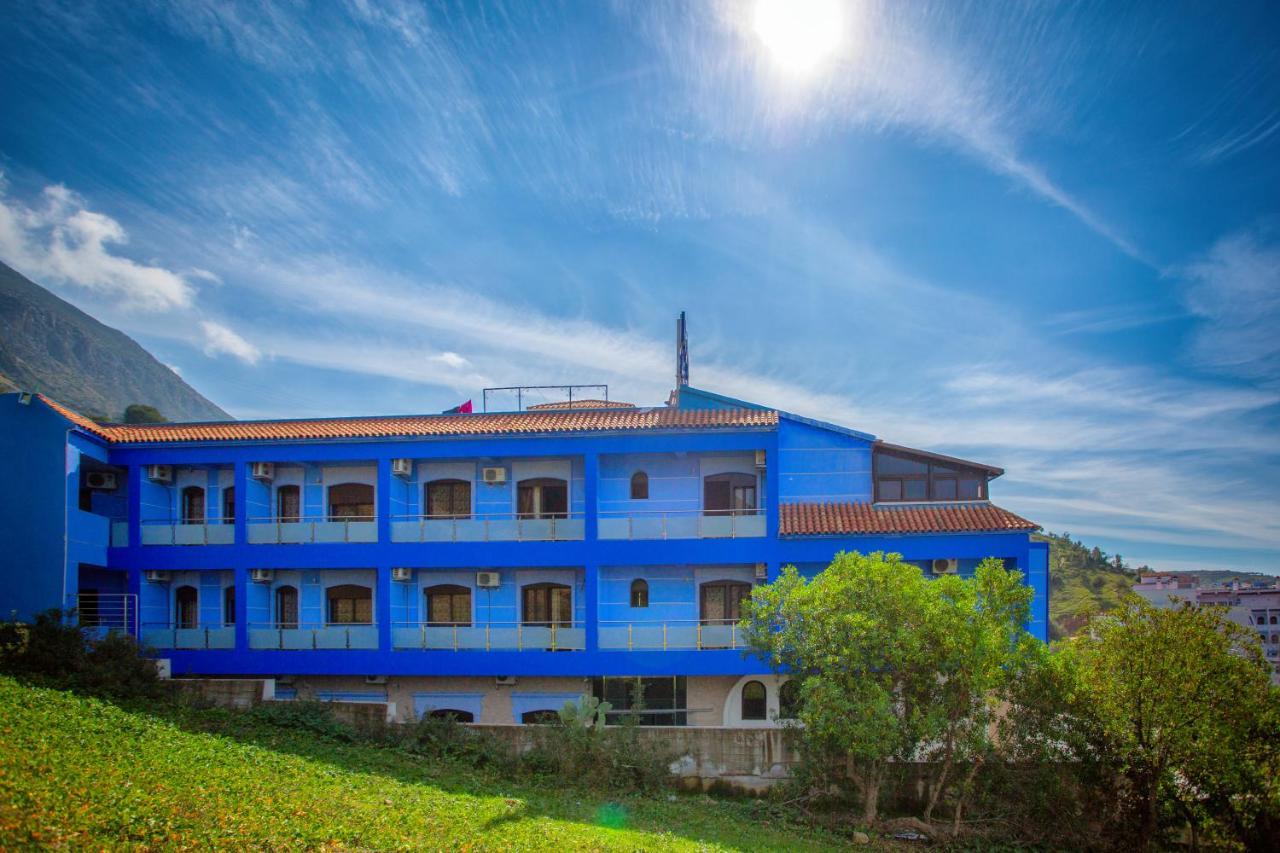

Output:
xmin=76 ymin=592 xmax=136 ymax=634
xmin=597 ymin=510 xmax=766 ymax=540
xmin=599 ymin=619 xmax=745 ymax=650
xmin=140 ymin=622 xmax=235 ymax=650
xmin=247 ymin=516 xmax=378 ymax=544
xmin=391 ymin=621 xmax=586 ymax=651
xmin=390 ymin=513 xmax=585 ymax=543
xmin=110 ymin=520 xmax=129 ymax=547
xmin=140 ymin=518 xmax=235 ymax=545
xmin=248 ymin=622 xmax=378 ymax=650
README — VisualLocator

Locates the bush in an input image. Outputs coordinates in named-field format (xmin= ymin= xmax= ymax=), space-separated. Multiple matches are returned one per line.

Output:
xmin=246 ymin=700 xmax=357 ymax=742
xmin=403 ymin=713 xmax=512 ymax=769
xmin=0 ymin=609 xmax=161 ymax=702
xmin=520 ymin=697 xmax=673 ymax=793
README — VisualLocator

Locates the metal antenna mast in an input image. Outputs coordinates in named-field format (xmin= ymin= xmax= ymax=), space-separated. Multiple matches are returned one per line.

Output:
xmin=676 ymin=311 xmax=689 ymax=388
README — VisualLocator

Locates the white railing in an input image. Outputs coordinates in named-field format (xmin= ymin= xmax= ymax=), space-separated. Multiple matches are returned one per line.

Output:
xmin=597 ymin=510 xmax=766 ymax=540
xmin=140 ymin=622 xmax=235 ymax=649
xmin=248 ymin=622 xmax=379 ymax=650
xmin=598 ymin=620 xmax=745 ymax=651
xmin=247 ymin=516 xmax=378 ymax=544
xmin=76 ymin=593 xmax=136 ymax=634
xmin=140 ymin=518 xmax=235 ymax=545
xmin=390 ymin=513 xmax=585 ymax=543
xmin=391 ymin=621 xmax=586 ymax=651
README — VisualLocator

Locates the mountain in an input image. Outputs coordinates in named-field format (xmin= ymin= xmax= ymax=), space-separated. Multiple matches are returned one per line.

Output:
xmin=1041 ymin=532 xmax=1138 ymax=640
xmin=0 ymin=261 xmax=229 ymax=422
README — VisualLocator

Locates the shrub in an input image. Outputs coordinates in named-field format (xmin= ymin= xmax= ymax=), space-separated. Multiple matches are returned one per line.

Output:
xmin=0 ymin=609 xmax=161 ymax=702
xmin=403 ymin=712 xmax=511 ymax=769
xmin=246 ymin=700 xmax=357 ymax=742
xmin=520 ymin=696 xmax=673 ymax=793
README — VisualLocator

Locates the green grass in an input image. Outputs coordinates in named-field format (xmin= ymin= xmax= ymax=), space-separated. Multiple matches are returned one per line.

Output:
xmin=0 ymin=677 xmax=853 ymax=851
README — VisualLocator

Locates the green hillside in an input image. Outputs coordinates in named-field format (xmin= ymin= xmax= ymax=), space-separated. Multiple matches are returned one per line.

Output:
xmin=0 ymin=260 xmax=229 ymax=422
xmin=1041 ymin=532 xmax=1139 ymax=640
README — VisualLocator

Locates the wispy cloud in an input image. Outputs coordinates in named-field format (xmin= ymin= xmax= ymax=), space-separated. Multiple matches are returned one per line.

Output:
xmin=199 ymin=320 xmax=260 ymax=365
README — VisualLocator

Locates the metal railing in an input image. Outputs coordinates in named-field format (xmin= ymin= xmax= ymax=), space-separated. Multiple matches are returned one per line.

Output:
xmin=139 ymin=517 xmax=235 ymax=545
xmin=76 ymin=593 xmax=136 ymax=634
xmin=247 ymin=516 xmax=378 ymax=544
xmin=392 ymin=621 xmax=586 ymax=651
xmin=598 ymin=619 xmax=745 ymax=651
xmin=140 ymin=622 xmax=235 ymax=650
xmin=390 ymin=513 xmax=585 ymax=543
xmin=248 ymin=622 xmax=379 ymax=650
xmin=596 ymin=509 xmax=766 ymax=540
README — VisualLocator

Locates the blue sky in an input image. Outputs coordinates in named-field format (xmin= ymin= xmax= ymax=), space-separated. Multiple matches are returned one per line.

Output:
xmin=1 ymin=1 xmax=1277 ymax=573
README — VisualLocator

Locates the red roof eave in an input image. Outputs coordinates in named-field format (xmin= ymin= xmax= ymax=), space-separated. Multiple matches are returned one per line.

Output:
xmin=780 ymin=501 xmax=1039 ymax=536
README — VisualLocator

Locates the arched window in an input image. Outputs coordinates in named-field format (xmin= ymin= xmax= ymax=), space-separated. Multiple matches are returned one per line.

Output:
xmin=425 ymin=479 xmax=471 ymax=518
xmin=181 ymin=486 xmax=205 ymax=524
xmin=328 ymin=483 xmax=374 ymax=519
xmin=630 ymin=471 xmax=649 ymax=500
xmin=700 ymin=580 xmax=752 ymax=625
xmin=175 ymin=585 xmax=198 ymax=629
xmin=221 ymin=486 xmax=236 ymax=524
xmin=275 ymin=585 xmax=299 ymax=629
xmin=327 ymin=584 xmax=373 ymax=624
xmin=223 ymin=585 xmax=236 ymax=626
xmin=630 ymin=579 xmax=649 ymax=608
xmin=427 ymin=708 xmax=474 ymax=723
xmin=516 ymin=478 xmax=568 ymax=519
xmin=522 ymin=582 xmax=572 ymax=627
xmin=425 ymin=584 xmax=471 ymax=625
xmin=741 ymin=680 xmax=767 ymax=721
xmin=779 ymin=679 xmax=803 ymax=719
xmin=276 ymin=485 xmax=301 ymax=522
xmin=703 ymin=473 xmax=757 ymax=515
xmin=521 ymin=709 xmax=560 ymax=724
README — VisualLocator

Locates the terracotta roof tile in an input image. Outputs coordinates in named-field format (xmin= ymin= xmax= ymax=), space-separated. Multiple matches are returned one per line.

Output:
xmin=780 ymin=501 xmax=1039 ymax=536
xmin=36 ymin=394 xmax=776 ymax=444
xmin=525 ymin=399 xmax=635 ymax=410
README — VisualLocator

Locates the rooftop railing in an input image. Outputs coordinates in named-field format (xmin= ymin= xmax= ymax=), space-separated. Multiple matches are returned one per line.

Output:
xmin=391 ymin=621 xmax=586 ymax=651
xmin=390 ymin=513 xmax=585 ymax=543
xmin=598 ymin=619 xmax=745 ymax=651
xmin=247 ymin=516 xmax=378 ymax=544
xmin=597 ymin=509 xmax=766 ymax=540
xmin=248 ymin=622 xmax=378 ymax=650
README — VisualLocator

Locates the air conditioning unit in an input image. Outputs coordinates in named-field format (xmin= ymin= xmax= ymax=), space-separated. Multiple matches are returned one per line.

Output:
xmin=146 ymin=464 xmax=173 ymax=484
xmin=391 ymin=567 xmax=413 ymax=582
xmin=495 ymin=676 xmax=517 ymax=686
xmin=931 ymin=558 xmax=959 ymax=575
xmin=391 ymin=458 xmax=413 ymax=479
xmin=143 ymin=570 xmax=170 ymax=584
xmin=250 ymin=569 xmax=274 ymax=584
xmin=365 ymin=675 xmax=388 ymax=685
xmin=481 ymin=466 xmax=506 ymax=485
xmin=476 ymin=571 xmax=501 ymax=588
xmin=251 ymin=462 xmax=275 ymax=481
xmin=754 ymin=450 xmax=767 ymax=468
xmin=754 ymin=563 xmax=768 ymax=580
xmin=85 ymin=471 xmax=118 ymax=490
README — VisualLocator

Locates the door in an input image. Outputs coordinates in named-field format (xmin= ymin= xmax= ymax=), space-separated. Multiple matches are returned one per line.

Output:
xmin=522 ymin=583 xmax=572 ymax=627
xmin=516 ymin=478 xmax=568 ymax=519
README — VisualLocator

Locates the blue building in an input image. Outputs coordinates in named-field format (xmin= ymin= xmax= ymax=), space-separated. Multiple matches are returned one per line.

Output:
xmin=0 ymin=348 xmax=1046 ymax=726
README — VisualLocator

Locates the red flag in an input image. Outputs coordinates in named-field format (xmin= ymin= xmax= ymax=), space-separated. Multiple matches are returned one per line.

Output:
xmin=443 ymin=400 xmax=473 ymax=414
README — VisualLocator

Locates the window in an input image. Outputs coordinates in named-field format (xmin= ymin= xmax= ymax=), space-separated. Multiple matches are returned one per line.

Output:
xmin=427 ymin=709 xmax=474 ymax=723
xmin=175 ymin=585 xmax=198 ymax=629
xmin=779 ymin=679 xmax=803 ymax=719
xmin=221 ymin=486 xmax=235 ymax=525
xmin=425 ymin=584 xmax=471 ymax=625
xmin=425 ymin=479 xmax=471 ymax=518
xmin=181 ymin=486 xmax=205 ymax=524
xmin=521 ymin=709 xmax=560 ymax=724
xmin=703 ymin=473 xmax=757 ymax=515
xmin=700 ymin=580 xmax=752 ymax=625
xmin=630 ymin=471 xmax=649 ymax=500
xmin=592 ymin=676 xmax=688 ymax=726
xmin=741 ymin=680 xmax=767 ymax=721
xmin=223 ymin=585 xmax=235 ymax=626
xmin=275 ymin=585 xmax=299 ymax=629
xmin=874 ymin=449 xmax=989 ymax=503
xmin=276 ymin=485 xmax=301 ymax=522
xmin=328 ymin=483 xmax=374 ymax=519
xmin=522 ymin=582 xmax=572 ymax=627
xmin=517 ymin=478 xmax=568 ymax=519
xmin=630 ymin=579 xmax=649 ymax=608
xmin=327 ymin=584 xmax=373 ymax=624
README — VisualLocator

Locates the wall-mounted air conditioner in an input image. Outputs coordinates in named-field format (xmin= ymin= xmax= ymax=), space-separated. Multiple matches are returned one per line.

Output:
xmin=476 ymin=571 xmax=501 ymax=588
xmin=391 ymin=567 xmax=413 ymax=582
xmin=251 ymin=462 xmax=275 ymax=482
xmin=250 ymin=569 xmax=274 ymax=583
xmin=85 ymin=471 xmax=118 ymax=490
xmin=143 ymin=570 xmax=170 ymax=583
xmin=931 ymin=558 xmax=959 ymax=575
xmin=495 ymin=676 xmax=517 ymax=686
xmin=481 ymin=467 xmax=506 ymax=485
xmin=754 ymin=450 xmax=767 ymax=469
xmin=391 ymin=458 xmax=413 ymax=479
xmin=365 ymin=675 xmax=388 ymax=685
xmin=146 ymin=464 xmax=173 ymax=484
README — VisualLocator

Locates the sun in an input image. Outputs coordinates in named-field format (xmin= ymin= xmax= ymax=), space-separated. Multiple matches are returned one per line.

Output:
xmin=752 ymin=0 xmax=845 ymax=76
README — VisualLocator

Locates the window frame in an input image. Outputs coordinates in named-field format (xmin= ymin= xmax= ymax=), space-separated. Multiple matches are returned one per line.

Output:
xmin=180 ymin=486 xmax=205 ymax=525
xmin=328 ymin=482 xmax=374 ymax=520
xmin=221 ymin=486 xmax=235 ymax=525
xmin=741 ymin=680 xmax=767 ymax=721
xmin=223 ymin=585 xmax=235 ymax=626
xmin=425 ymin=478 xmax=472 ymax=519
xmin=276 ymin=485 xmax=301 ymax=522
xmin=873 ymin=449 xmax=989 ymax=503
xmin=516 ymin=477 xmax=569 ymax=519
xmin=629 ymin=471 xmax=649 ymax=500
xmin=521 ymin=582 xmax=573 ymax=627
xmin=699 ymin=580 xmax=753 ymax=625
xmin=275 ymin=585 xmax=299 ymax=629
xmin=425 ymin=583 xmax=472 ymax=626
xmin=702 ymin=472 xmax=758 ymax=516
xmin=326 ymin=583 xmax=373 ymax=625
xmin=175 ymin=584 xmax=199 ymax=629
xmin=630 ymin=578 xmax=649 ymax=608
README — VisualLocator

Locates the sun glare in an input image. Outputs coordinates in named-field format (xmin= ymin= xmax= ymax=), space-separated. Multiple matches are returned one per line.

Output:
xmin=752 ymin=0 xmax=844 ymax=76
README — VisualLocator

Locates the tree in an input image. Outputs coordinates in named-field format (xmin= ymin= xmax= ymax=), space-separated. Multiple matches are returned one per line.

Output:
xmin=741 ymin=551 xmax=1036 ymax=825
xmin=123 ymin=404 xmax=166 ymax=423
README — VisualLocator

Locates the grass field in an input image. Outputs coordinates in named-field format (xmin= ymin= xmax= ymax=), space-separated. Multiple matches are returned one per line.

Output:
xmin=0 ymin=677 xmax=855 ymax=851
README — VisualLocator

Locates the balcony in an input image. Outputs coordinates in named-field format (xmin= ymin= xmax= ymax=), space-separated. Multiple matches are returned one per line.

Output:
xmin=390 ymin=513 xmax=585 ymax=543
xmin=248 ymin=623 xmax=379 ymax=650
xmin=599 ymin=620 xmax=745 ymax=650
xmin=110 ymin=520 xmax=129 ymax=547
xmin=140 ymin=622 xmax=236 ymax=650
xmin=597 ymin=510 xmax=766 ymax=540
xmin=141 ymin=519 xmax=234 ymax=546
xmin=247 ymin=517 xmax=378 ymax=544
xmin=391 ymin=621 xmax=586 ymax=651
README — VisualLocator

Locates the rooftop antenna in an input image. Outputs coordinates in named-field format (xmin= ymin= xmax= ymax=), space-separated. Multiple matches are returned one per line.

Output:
xmin=675 ymin=311 xmax=689 ymax=388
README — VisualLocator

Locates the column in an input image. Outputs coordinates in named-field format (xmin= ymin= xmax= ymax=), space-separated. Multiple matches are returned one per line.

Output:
xmin=584 ymin=561 xmax=599 ymax=653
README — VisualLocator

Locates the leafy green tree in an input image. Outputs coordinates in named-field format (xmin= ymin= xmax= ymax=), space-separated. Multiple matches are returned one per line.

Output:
xmin=741 ymin=551 xmax=1036 ymax=824
xmin=122 ymin=403 xmax=166 ymax=423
